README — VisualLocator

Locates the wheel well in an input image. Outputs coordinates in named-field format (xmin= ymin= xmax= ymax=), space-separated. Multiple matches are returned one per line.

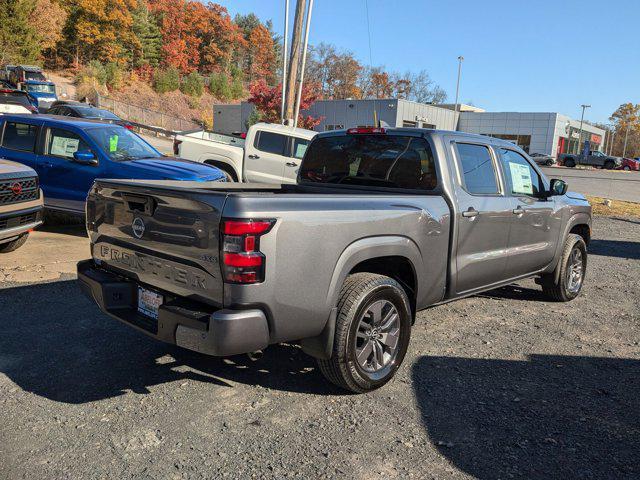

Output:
xmin=349 ymin=256 xmax=417 ymax=315
xmin=204 ymin=160 xmax=238 ymax=181
xmin=570 ymin=224 xmax=591 ymax=246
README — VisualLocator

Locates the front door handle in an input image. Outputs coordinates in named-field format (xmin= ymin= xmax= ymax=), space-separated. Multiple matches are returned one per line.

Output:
xmin=248 ymin=154 xmax=260 ymax=159
xmin=462 ymin=208 xmax=479 ymax=218
xmin=286 ymin=161 xmax=298 ymax=167
xmin=512 ymin=206 xmax=525 ymax=215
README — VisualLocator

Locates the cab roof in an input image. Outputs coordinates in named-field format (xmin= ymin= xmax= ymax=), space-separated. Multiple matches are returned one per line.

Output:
xmin=0 ymin=113 xmax=119 ymax=129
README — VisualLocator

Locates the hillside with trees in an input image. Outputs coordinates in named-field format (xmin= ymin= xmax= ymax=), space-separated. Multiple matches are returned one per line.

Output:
xmin=1 ymin=0 xmax=449 ymax=128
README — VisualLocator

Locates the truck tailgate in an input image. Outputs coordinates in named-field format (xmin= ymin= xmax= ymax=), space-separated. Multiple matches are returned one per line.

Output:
xmin=86 ymin=180 xmax=228 ymax=307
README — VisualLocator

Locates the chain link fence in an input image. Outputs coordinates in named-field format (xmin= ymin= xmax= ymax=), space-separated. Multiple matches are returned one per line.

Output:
xmin=97 ymin=94 xmax=200 ymax=133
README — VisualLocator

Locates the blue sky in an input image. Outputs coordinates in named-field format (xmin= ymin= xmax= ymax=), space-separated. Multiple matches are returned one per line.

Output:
xmin=221 ymin=0 xmax=638 ymax=123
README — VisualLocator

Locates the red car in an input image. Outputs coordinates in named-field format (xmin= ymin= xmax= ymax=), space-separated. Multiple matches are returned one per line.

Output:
xmin=619 ymin=158 xmax=640 ymax=171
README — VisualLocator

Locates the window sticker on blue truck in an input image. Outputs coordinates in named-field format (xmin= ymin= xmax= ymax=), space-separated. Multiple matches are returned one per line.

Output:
xmin=51 ymin=136 xmax=80 ymax=158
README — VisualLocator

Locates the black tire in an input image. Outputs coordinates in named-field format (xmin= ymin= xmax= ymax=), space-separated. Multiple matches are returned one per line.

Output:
xmin=540 ymin=234 xmax=587 ymax=302
xmin=564 ymin=158 xmax=576 ymax=168
xmin=623 ymin=166 xmax=630 ymax=171
xmin=604 ymin=160 xmax=615 ymax=170
xmin=205 ymin=161 xmax=237 ymax=182
xmin=546 ymin=160 xmax=554 ymax=166
xmin=0 ymin=233 xmax=29 ymax=253
xmin=317 ymin=273 xmax=412 ymax=393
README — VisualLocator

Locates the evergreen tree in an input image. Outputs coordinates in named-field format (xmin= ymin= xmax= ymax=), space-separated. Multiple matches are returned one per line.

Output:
xmin=0 ymin=0 xmax=40 ymax=64
xmin=132 ymin=1 xmax=162 ymax=68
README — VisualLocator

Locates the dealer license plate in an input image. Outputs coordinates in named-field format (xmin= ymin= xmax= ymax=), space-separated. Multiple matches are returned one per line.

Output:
xmin=137 ymin=286 xmax=163 ymax=320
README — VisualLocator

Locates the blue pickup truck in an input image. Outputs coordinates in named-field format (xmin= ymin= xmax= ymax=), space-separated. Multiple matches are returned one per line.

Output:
xmin=0 ymin=114 xmax=225 ymax=215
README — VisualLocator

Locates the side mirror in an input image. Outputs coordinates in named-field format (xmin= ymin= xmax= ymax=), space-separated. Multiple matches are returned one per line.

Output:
xmin=548 ymin=178 xmax=568 ymax=197
xmin=73 ymin=150 xmax=97 ymax=165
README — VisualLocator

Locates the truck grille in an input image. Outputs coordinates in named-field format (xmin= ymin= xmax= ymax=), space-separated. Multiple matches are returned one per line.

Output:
xmin=0 ymin=212 xmax=38 ymax=230
xmin=0 ymin=177 xmax=39 ymax=205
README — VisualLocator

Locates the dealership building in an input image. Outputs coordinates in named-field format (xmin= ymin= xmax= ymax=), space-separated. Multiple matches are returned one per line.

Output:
xmin=212 ymin=99 xmax=605 ymax=156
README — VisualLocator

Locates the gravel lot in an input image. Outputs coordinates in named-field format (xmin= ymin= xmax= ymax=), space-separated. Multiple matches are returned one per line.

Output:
xmin=0 ymin=216 xmax=638 ymax=479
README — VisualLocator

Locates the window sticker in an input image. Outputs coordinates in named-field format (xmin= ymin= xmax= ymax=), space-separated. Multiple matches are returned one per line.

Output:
xmin=509 ymin=162 xmax=533 ymax=195
xmin=109 ymin=134 xmax=119 ymax=152
xmin=294 ymin=143 xmax=308 ymax=159
xmin=51 ymin=136 xmax=80 ymax=157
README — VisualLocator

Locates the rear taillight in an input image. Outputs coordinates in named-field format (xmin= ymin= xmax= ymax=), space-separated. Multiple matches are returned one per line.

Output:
xmin=221 ymin=219 xmax=274 ymax=284
xmin=124 ymin=123 xmax=134 ymax=130
xmin=173 ymin=139 xmax=182 ymax=156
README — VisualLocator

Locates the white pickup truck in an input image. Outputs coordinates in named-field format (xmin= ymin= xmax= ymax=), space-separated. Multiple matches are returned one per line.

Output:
xmin=174 ymin=123 xmax=317 ymax=183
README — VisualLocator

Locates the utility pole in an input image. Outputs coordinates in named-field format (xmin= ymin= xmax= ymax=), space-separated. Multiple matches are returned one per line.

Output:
xmin=454 ymin=56 xmax=464 ymax=122
xmin=284 ymin=0 xmax=306 ymax=124
xmin=293 ymin=0 xmax=314 ymax=128
xmin=280 ymin=0 xmax=290 ymax=124
xmin=623 ymin=124 xmax=630 ymax=158
xmin=610 ymin=129 xmax=616 ymax=156
xmin=577 ymin=104 xmax=590 ymax=154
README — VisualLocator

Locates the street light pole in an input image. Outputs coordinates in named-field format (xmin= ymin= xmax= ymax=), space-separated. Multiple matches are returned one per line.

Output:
xmin=454 ymin=56 xmax=463 ymax=127
xmin=577 ymin=104 xmax=590 ymax=154
xmin=280 ymin=0 xmax=289 ymax=124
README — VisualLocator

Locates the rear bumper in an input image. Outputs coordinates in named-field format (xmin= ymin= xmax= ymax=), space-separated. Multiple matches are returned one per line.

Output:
xmin=77 ymin=260 xmax=270 ymax=356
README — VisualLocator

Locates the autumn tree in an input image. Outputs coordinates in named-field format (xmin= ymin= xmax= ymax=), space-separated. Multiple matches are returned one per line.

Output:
xmin=235 ymin=13 xmax=276 ymax=83
xmin=306 ymin=43 xmax=362 ymax=99
xmin=29 ymin=0 xmax=67 ymax=56
xmin=149 ymin=0 xmax=197 ymax=73
xmin=247 ymin=79 xmax=322 ymax=130
xmin=74 ymin=0 xmax=138 ymax=64
xmin=609 ymin=103 xmax=640 ymax=157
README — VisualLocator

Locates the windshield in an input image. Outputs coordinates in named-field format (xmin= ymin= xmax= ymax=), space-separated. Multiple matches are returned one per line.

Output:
xmin=86 ymin=126 xmax=160 ymax=161
xmin=74 ymin=107 xmax=119 ymax=119
xmin=26 ymin=84 xmax=55 ymax=94
xmin=25 ymin=72 xmax=46 ymax=82
xmin=300 ymin=134 xmax=438 ymax=190
xmin=0 ymin=91 xmax=32 ymax=108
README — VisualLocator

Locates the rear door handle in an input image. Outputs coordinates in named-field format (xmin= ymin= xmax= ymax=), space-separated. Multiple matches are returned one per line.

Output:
xmin=248 ymin=154 xmax=260 ymax=159
xmin=286 ymin=161 xmax=298 ymax=167
xmin=462 ymin=208 xmax=479 ymax=218
xmin=512 ymin=206 xmax=525 ymax=215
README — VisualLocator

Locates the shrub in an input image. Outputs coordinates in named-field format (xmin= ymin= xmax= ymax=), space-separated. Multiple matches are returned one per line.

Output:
xmin=209 ymin=72 xmax=231 ymax=100
xmin=230 ymin=65 xmax=244 ymax=99
xmin=104 ymin=62 xmax=124 ymax=90
xmin=180 ymin=71 xmax=204 ymax=97
xmin=75 ymin=60 xmax=106 ymax=86
xmin=153 ymin=67 xmax=180 ymax=94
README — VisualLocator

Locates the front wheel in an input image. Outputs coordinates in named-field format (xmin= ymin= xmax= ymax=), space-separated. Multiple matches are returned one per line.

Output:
xmin=0 ymin=233 xmax=29 ymax=253
xmin=564 ymin=158 xmax=576 ymax=168
xmin=623 ymin=165 xmax=630 ymax=171
xmin=317 ymin=273 xmax=412 ymax=393
xmin=540 ymin=234 xmax=587 ymax=302
xmin=604 ymin=161 xmax=615 ymax=170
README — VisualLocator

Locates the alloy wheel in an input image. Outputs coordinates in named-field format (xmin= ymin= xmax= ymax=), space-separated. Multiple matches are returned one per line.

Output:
xmin=354 ymin=299 xmax=401 ymax=375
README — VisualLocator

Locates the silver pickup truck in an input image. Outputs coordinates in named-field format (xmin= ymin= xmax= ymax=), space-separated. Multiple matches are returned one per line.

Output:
xmin=78 ymin=127 xmax=592 ymax=393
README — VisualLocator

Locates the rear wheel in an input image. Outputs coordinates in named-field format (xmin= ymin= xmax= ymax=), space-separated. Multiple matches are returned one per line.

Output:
xmin=540 ymin=234 xmax=587 ymax=302
xmin=0 ymin=233 xmax=29 ymax=253
xmin=604 ymin=160 xmax=615 ymax=170
xmin=205 ymin=161 xmax=237 ymax=182
xmin=623 ymin=165 xmax=631 ymax=171
xmin=564 ymin=158 xmax=576 ymax=168
xmin=546 ymin=159 xmax=554 ymax=166
xmin=317 ymin=273 xmax=412 ymax=393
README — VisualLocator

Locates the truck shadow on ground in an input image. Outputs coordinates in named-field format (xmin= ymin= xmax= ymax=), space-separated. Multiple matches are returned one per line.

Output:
xmin=0 ymin=280 xmax=337 ymax=404
xmin=412 ymin=355 xmax=640 ymax=480
xmin=589 ymin=239 xmax=640 ymax=260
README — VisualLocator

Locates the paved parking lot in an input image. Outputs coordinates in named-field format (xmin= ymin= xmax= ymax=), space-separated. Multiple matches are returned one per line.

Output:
xmin=540 ymin=166 xmax=640 ymax=203
xmin=1 ymin=216 xmax=639 ymax=479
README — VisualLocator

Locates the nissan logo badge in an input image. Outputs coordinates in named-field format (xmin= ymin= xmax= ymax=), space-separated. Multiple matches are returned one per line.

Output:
xmin=10 ymin=182 xmax=22 ymax=195
xmin=132 ymin=217 xmax=145 ymax=239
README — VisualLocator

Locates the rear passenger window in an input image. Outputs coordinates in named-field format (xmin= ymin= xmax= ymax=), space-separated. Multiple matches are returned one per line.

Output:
xmin=2 ymin=122 xmax=39 ymax=152
xmin=455 ymin=143 xmax=499 ymax=195
xmin=255 ymin=131 xmax=286 ymax=156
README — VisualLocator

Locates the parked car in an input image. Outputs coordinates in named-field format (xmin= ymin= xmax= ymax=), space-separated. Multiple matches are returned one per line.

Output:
xmin=558 ymin=150 xmax=622 ymax=169
xmin=174 ymin=123 xmax=317 ymax=183
xmin=0 ymin=114 xmax=226 ymax=216
xmin=47 ymin=104 xmax=133 ymax=129
xmin=619 ymin=158 xmax=640 ymax=171
xmin=20 ymin=80 xmax=58 ymax=111
xmin=78 ymin=127 xmax=592 ymax=393
xmin=529 ymin=152 xmax=556 ymax=166
xmin=0 ymin=89 xmax=38 ymax=115
xmin=0 ymin=159 xmax=43 ymax=252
